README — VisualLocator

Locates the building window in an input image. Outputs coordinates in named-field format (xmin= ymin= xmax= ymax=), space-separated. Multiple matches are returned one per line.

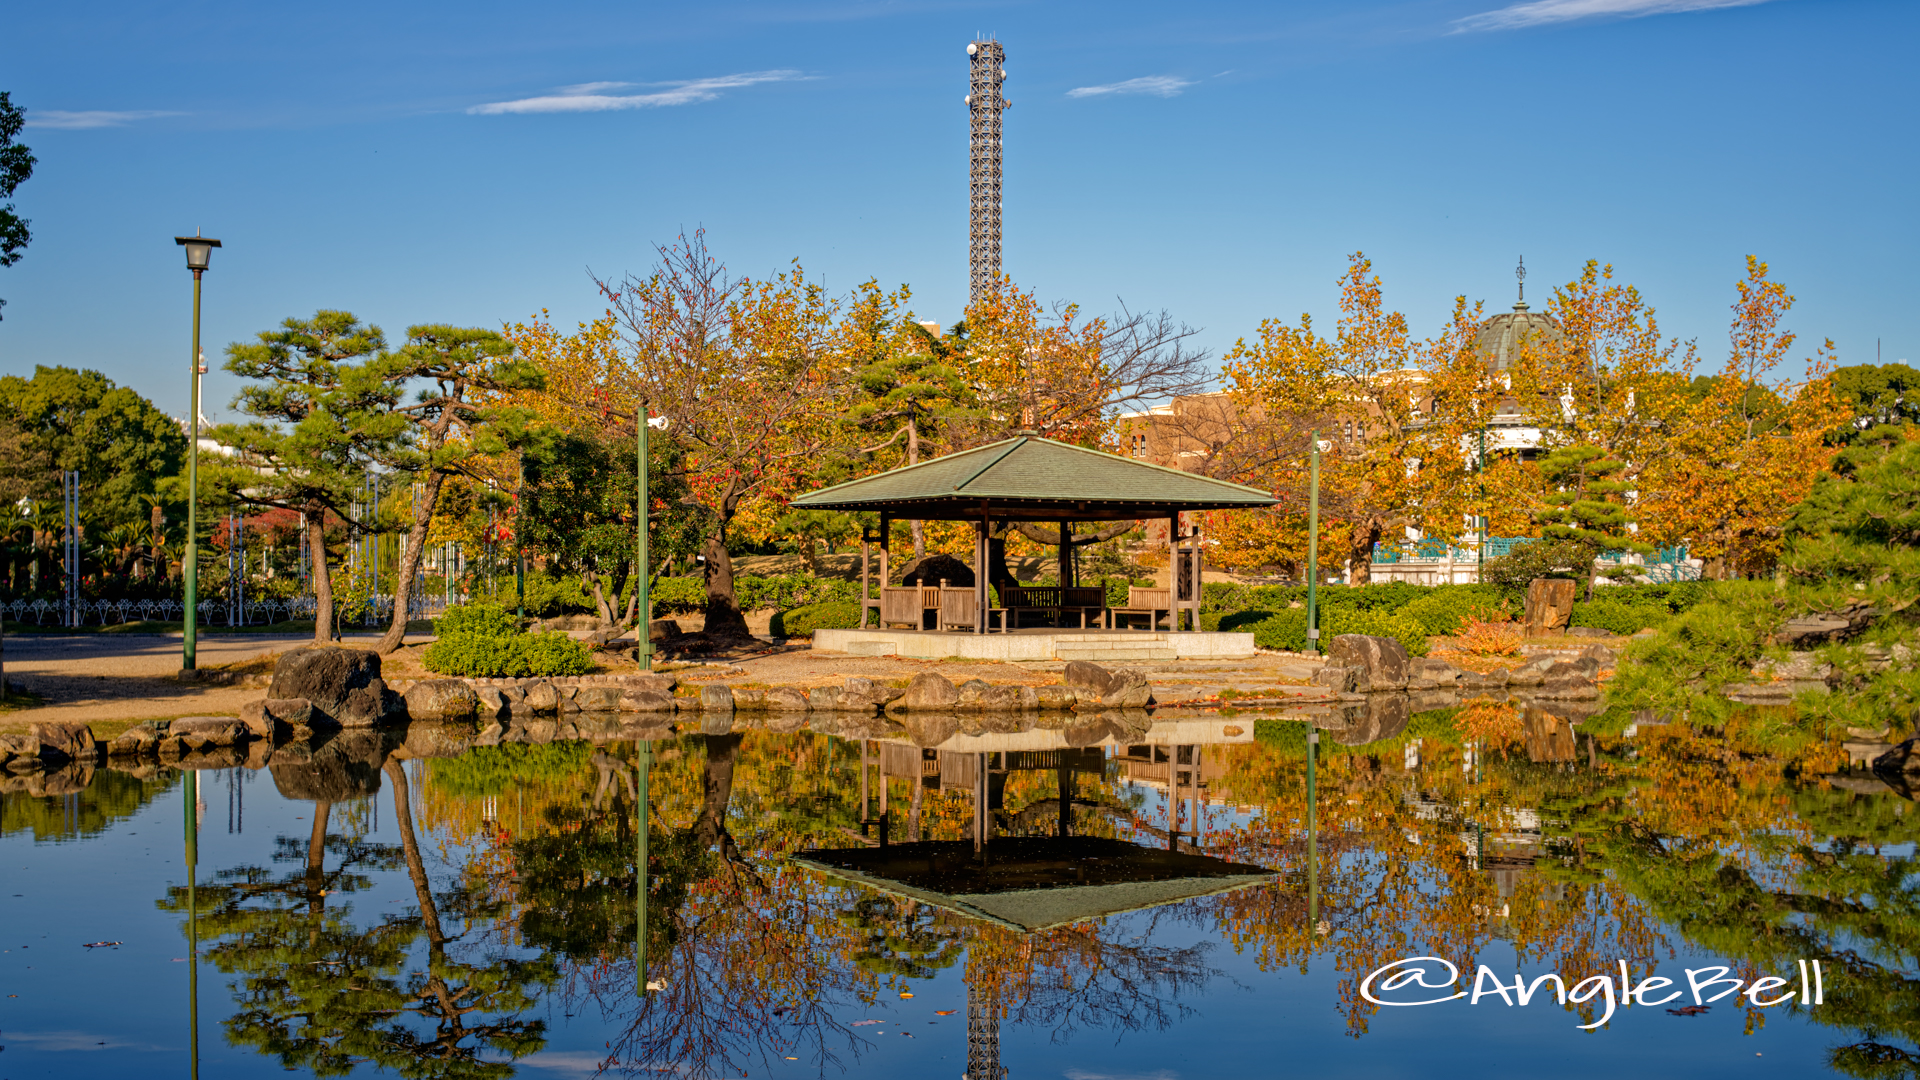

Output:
xmin=1132 ymin=434 xmax=1148 ymax=458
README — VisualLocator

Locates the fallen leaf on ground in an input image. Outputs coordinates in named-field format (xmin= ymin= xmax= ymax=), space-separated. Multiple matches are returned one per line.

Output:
xmin=899 ymin=991 xmax=913 ymax=999
xmin=935 ymin=1010 xmax=956 ymax=1016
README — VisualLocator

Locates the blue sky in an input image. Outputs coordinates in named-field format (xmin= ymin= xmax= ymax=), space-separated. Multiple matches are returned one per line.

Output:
xmin=1 ymin=0 xmax=1913 ymax=421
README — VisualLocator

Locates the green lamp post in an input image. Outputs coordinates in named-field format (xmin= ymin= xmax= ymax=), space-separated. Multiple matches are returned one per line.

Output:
xmin=174 ymin=233 xmax=221 ymax=672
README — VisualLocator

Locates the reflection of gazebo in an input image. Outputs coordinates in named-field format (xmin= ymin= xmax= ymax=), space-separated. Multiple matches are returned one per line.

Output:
xmin=795 ymin=837 xmax=1275 ymax=933
xmin=790 ymin=433 xmax=1276 ymax=660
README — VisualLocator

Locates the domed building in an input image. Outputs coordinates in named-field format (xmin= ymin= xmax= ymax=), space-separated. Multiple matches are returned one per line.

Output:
xmin=1469 ymin=259 xmax=1565 ymax=464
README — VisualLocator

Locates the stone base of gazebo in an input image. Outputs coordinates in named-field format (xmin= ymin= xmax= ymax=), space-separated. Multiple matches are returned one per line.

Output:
xmin=811 ymin=627 xmax=1257 ymax=662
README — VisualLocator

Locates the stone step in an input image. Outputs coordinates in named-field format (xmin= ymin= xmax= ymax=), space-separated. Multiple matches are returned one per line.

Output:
xmin=1054 ymin=646 xmax=1178 ymax=661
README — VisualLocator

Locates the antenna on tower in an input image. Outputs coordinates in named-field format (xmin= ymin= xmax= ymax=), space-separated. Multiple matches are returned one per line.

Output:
xmin=967 ymin=38 xmax=1008 ymax=304
xmin=1514 ymin=255 xmax=1528 ymax=311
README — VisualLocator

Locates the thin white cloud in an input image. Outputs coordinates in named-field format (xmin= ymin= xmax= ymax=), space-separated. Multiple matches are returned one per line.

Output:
xmin=25 ymin=110 xmax=182 ymax=130
xmin=470 ymin=71 xmax=804 ymax=115
xmin=1066 ymin=76 xmax=1194 ymax=100
xmin=1452 ymin=0 xmax=1781 ymax=33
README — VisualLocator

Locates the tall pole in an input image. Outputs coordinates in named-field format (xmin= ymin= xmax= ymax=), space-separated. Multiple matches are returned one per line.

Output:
xmin=636 ymin=404 xmax=651 ymax=671
xmin=183 ymin=268 xmax=203 ymax=670
xmin=1306 ymin=430 xmax=1320 ymax=654
xmin=967 ymin=38 xmax=1008 ymax=303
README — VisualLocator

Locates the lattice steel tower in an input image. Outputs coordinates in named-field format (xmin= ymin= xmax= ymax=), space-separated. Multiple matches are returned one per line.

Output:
xmin=967 ymin=38 xmax=1008 ymax=303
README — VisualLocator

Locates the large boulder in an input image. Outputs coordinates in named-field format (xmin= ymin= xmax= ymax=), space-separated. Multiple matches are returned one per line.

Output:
xmin=698 ymin=685 xmax=736 ymax=713
xmin=898 ymin=552 xmax=975 ymax=588
xmin=1312 ymin=664 xmax=1361 ymax=694
xmin=0 ymin=730 xmax=41 ymax=761
xmin=574 ymin=685 xmax=624 ymax=711
xmin=619 ymin=689 xmax=676 ymax=713
xmin=1524 ymin=578 xmax=1578 ymax=634
xmin=108 ymin=722 xmax=163 ymax=756
xmin=1872 ymin=738 xmax=1920 ymax=777
xmin=1326 ymin=635 xmax=1410 ymax=692
xmin=1062 ymin=661 xmax=1154 ymax=708
xmin=30 ymin=721 xmax=96 ymax=764
xmin=892 ymin=673 xmax=960 ymax=711
xmin=764 ymin=687 xmax=811 ymax=711
xmin=241 ymin=697 xmax=314 ymax=739
xmin=522 ymin=681 xmax=561 ymax=713
xmin=842 ymin=677 xmax=903 ymax=711
xmin=170 ymin=716 xmax=247 ymax=750
xmin=268 ymin=646 xmax=392 ymax=727
xmin=956 ymin=679 xmax=1023 ymax=711
xmin=404 ymin=679 xmax=481 ymax=722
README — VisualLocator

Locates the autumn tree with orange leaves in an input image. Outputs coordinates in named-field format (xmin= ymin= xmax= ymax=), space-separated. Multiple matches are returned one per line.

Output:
xmin=598 ymin=231 xmax=843 ymax=639
xmin=1637 ymin=257 xmax=1850 ymax=578
xmin=1215 ymin=254 xmax=1504 ymax=582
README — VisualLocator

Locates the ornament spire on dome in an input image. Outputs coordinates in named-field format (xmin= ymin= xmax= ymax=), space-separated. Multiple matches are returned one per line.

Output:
xmin=1514 ymin=255 xmax=1528 ymax=312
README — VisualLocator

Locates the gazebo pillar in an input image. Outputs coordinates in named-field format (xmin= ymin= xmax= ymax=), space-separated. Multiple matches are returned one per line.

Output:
xmin=1057 ymin=521 xmax=1072 ymax=593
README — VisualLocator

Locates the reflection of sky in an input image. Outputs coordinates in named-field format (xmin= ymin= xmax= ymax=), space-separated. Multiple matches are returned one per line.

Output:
xmin=0 ymin=751 xmax=1898 ymax=1079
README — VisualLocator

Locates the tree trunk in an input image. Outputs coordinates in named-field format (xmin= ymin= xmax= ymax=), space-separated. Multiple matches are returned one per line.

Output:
xmin=701 ymin=528 xmax=751 ymax=639
xmin=1347 ymin=521 xmax=1382 ymax=586
xmin=305 ymin=500 xmax=336 ymax=644
xmin=377 ymin=473 xmax=445 ymax=654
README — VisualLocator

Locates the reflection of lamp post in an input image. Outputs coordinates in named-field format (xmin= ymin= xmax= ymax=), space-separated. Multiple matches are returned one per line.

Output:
xmin=635 ymin=739 xmax=653 ymax=994
xmin=1306 ymin=728 xmax=1318 ymax=925
xmin=174 ymin=233 xmax=221 ymax=671
xmin=636 ymin=409 xmax=668 ymax=670
xmin=183 ymin=768 xmax=201 ymax=1079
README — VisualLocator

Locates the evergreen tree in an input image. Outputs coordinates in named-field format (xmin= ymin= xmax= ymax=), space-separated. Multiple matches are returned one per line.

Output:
xmin=1535 ymin=444 xmax=1651 ymax=599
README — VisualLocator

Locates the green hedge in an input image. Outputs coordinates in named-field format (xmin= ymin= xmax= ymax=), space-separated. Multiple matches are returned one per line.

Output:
xmin=1399 ymin=586 xmax=1511 ymax=637
xmin=1569 ymin=599 xmax=1669 ymax=635
xmin=422 ymin=631 xmax=595 ymax=678
xmin=1201 ymin=606 xmax=1430 ymax=656
xmin=771 ymin=601 xmax=862 ymax=638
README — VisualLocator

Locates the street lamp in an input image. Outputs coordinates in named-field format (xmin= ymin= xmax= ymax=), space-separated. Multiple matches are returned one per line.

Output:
xmin=175 ymin=231 xmax=222 ymax=672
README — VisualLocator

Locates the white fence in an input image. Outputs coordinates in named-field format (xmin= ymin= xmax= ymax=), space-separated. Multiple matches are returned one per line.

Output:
xmin=0 ymin=594 xmax=454 ymax=628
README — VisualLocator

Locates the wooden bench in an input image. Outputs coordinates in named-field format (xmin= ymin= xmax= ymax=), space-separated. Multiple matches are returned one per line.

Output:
xmin=1001 ymin=585 xmax=1107 ymax=628
xmin=877 ymin=585 xmax=939 ymax=630
xmin=1107 ymin=586 xmax=1171 ymax=630
xmin=937 ymin=585 xmax=1007 ymax=633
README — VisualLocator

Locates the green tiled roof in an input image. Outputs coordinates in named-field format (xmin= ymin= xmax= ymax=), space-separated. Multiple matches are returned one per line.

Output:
xmin=789 ymin=435 xmax=1276 ymax=521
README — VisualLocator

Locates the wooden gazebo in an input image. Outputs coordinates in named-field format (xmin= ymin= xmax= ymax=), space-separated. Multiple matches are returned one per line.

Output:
xmin=788 ymin=433 xmax=1278 ymax=634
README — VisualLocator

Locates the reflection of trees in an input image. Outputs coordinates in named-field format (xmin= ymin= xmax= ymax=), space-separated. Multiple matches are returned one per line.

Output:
xmin=2 ymin=766 xmax=177 ymax=840
xmin=160 ymin=761 xmax=555 ymax=1079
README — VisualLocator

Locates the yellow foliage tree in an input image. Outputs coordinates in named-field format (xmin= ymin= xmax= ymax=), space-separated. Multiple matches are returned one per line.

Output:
xmin=1637 ymin=257 xmax=1850 ymax=577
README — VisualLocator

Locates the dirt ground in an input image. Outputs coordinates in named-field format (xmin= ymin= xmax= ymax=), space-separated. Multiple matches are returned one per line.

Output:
xmin=0 ymin=629 xmax=1335 ymax=735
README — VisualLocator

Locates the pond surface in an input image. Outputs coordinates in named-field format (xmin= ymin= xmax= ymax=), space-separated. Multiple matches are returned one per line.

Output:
xmin=1 ymin=708 xmax=1914 ymax=1079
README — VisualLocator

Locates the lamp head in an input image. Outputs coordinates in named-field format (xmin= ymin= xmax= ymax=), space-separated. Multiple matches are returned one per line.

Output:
xmin=174 ymin=234 xmax=223 ymax=272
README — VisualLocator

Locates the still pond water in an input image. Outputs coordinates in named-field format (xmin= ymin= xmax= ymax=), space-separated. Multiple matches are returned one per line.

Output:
xmin=1 ymin=709 xmax=1914 ymax=1079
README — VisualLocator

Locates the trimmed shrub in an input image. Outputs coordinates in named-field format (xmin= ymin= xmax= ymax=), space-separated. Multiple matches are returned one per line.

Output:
xmin=771 ymin=601 xmax=862 ymax=638
xmin=1400 ymin=586 xmax=1511 ymax=637
xmin=433 ymin=603 xmax=519 ymax=638
xmin=423 ymin=631 xmax=594 ymax=678
xmin=1569 ymin=599 xmax=1668 ymax=636
xmin=648 ymin=576 xmax=706 ymax=614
